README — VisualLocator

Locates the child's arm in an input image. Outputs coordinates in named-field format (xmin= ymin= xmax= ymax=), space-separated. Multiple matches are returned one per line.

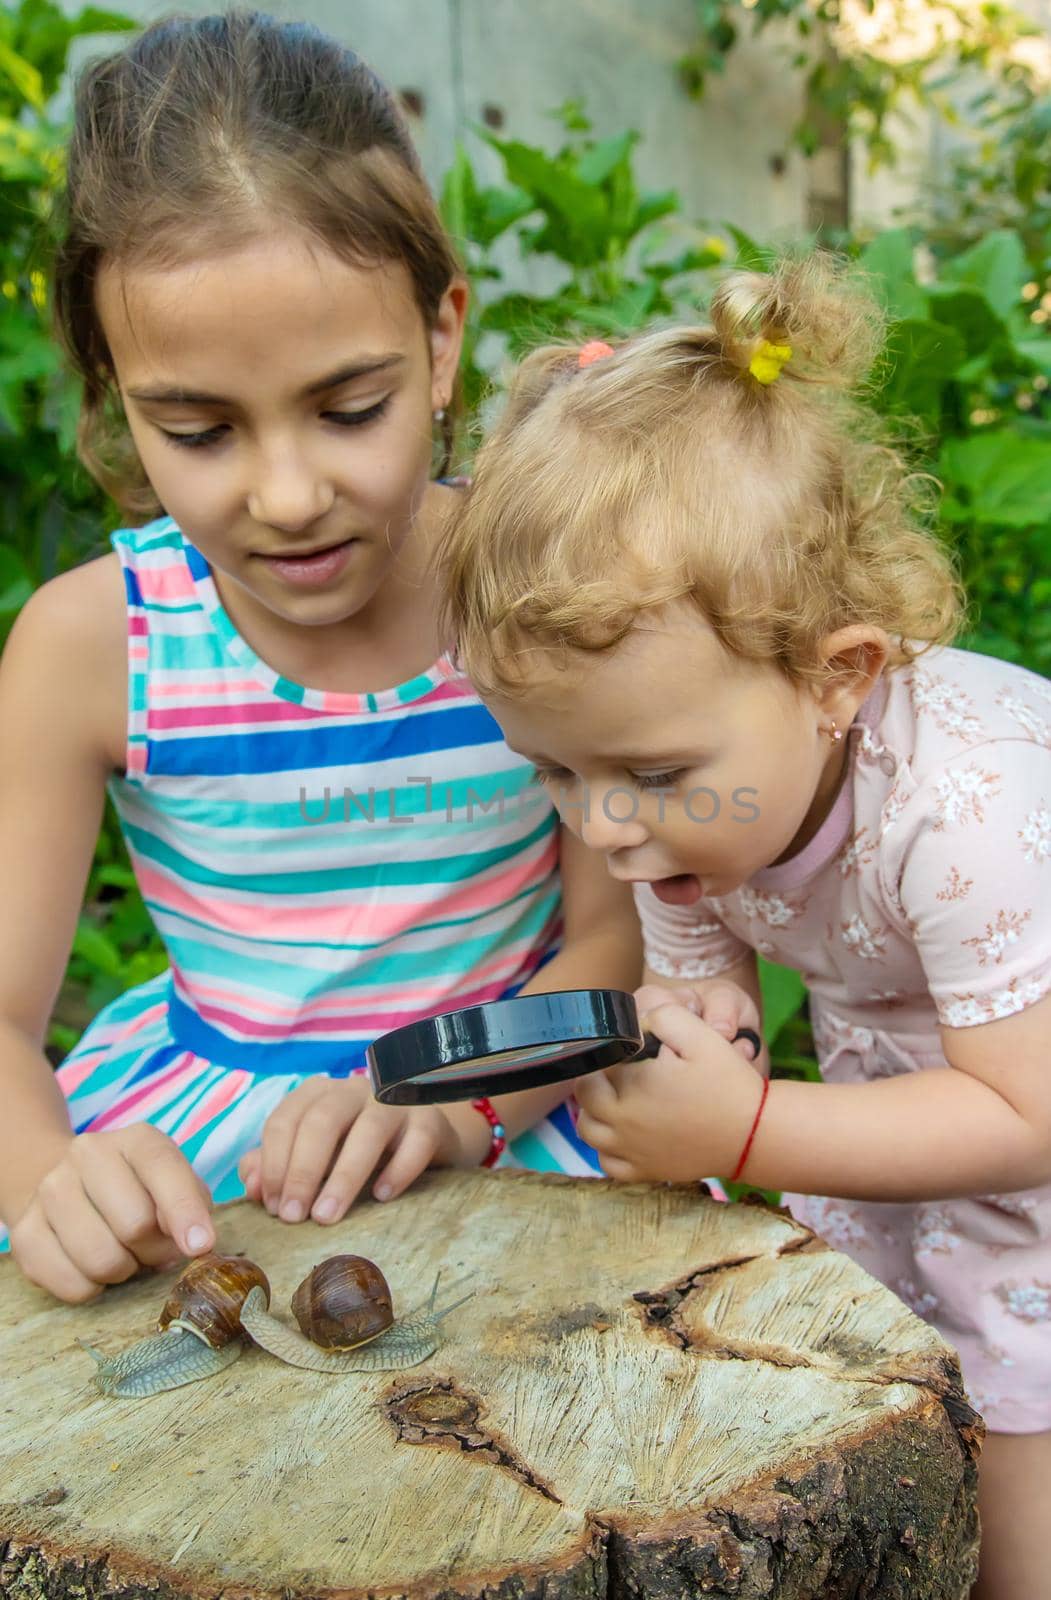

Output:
xmin=573 ymin=989 xmax=1051 ymax=1199
xmin=0 ymin=562 xmax=215 ymax=1299
xmin=242 ymin=825 xmax=642 ymax=1217
xmin=742 ymin=991 xmax=1051 ymax=1199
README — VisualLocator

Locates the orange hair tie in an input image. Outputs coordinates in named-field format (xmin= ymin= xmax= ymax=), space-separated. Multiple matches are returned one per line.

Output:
xmin=577 ymin=340 xmax=614 ymax=368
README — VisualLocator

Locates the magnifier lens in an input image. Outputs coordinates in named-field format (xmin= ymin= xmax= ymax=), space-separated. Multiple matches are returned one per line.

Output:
xmin=416 ymin=1040 xmax=586 ymax=1085
xmin=367 ymin=989 xmax=645 ymax=1104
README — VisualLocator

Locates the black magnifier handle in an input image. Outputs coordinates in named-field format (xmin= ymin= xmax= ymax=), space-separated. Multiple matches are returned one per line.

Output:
xmin=635 ymin=1026 xmax=762 ymax=1062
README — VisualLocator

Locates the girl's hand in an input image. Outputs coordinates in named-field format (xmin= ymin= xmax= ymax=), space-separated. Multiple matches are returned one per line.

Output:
xmin=237 ymin=1076 xmax=467 ymax=1224
xmin=636 ymin=978 xmax=763 ymax=1066
xmin=8 ymin=1126 xmax=215 ymax=1304
xmin=574 ymin=999 xmax=766 ymax=1184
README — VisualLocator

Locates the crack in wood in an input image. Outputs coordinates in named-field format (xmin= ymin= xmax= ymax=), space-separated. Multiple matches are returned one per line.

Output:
xmin=383 ymin=1378 xmax=563 ymax=1504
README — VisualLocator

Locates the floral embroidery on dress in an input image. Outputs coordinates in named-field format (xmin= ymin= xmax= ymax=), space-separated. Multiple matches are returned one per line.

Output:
xmin=880 ymin=785 xmax=908 ymax=834
xmin=912 ymin=675 xmax=987 ymax=741
xmin=930 ymin=765 xmax=1002 ymax=831
xmin=942 ymin=975 xmax=1049 ymax=1027
xmin=841 ymin=913 xmax=889 ymax=960
xmin=811 ymin=1007 xmax=875 ymax=1058
xmin=839 ymin=828 xmax=876 ymax=878
xmin=866 ymin=988 xmax=906 ymax=1007
xmin=738 ymin=887 xmax=806 ymax=927
xmin=646 ymin=949 xmax=741 ymax=982
xmin=936 ymin=866 xmax=973 ymax=903
xmin=1019 ymin=805 xmax=1051 ymax=865
xmin=895 ymin=1277 xmax=940 ymax=1318
xmin=914 ymin=1203 xmax=964 ymax=1256
xmin=994 ymin=1281 xmax=1051 ymax=1323
xmin=979 ymin=1193 xmax=1040 ymax=1222
xmin=978 ymin=1340 xmax=1016 ymax=1369
xmin=995 ymin=691 xmax=1051 ymax=747
xmin=803 ymin=1197 xmax=874 ymax=1251
xmin=962 ymin=908 xmax=1033 ymax=967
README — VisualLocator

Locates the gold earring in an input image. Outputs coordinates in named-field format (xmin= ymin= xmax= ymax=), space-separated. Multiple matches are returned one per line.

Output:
xmin=825 ymin=720 xmax=843 ymax=742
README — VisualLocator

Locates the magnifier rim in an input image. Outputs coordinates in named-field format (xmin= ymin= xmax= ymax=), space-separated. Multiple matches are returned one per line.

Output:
xmin=367 ymin=987 xmax=643 ymax=1105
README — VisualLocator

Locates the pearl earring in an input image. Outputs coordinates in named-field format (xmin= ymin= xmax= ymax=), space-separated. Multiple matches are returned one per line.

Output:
xmin=433 ymin=406 xmax=447 ymax=423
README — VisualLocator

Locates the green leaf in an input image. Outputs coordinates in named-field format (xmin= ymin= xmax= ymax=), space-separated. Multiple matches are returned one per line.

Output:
xmin=71 ymin=920 xmax=123 ymax=978
xmin=577 ymin=278 xmax=661 ymax=333
xmin=924 ymin=285 xmax=1007 ymax=356
xmin=0 ymin=39 xmax=44 ymax=108
xmin=0 ymin=545 xmax=33 ymax=613
xmin=942 ymin=230 xmax=1028 ymax=320
xmin=1013 ymin=336 xmax=1051 ymax=377
xmin=439 ymin=142 xmax=474 ymax=243
xmin=758 ymin=959 xmax=807 ymax=1043
xmin=877 ymin=317 xmax=967 ymax=417
xmin=858 ymin=229 xmax=926 ymax=319
xmin=576 ymin=130 xmax=637 ymax=187
xmin=726 ymin=224 xmax=777 ymax=271
xmin=939 ymin=430 xmax=1051 ymax=528
xmin=634 ymin=189 xmax=680 ymax=232
xmin=67 ymin=6 xmax=138 ymax=36
xmin=93 ymin=864 xmax=137 ymax=890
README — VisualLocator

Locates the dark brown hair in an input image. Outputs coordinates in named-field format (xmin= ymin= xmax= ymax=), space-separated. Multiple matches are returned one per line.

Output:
xmin=53 ymin=10 xmax=462 ymax=516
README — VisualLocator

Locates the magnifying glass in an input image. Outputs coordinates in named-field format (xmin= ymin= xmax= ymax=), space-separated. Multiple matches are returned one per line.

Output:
xmin=366 ymin=988 xmax=762 ymax=1105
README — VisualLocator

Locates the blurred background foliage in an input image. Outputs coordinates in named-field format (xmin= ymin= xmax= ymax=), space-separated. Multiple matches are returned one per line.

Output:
xmin=2 ymin=0 xmax=1049 ymax=1165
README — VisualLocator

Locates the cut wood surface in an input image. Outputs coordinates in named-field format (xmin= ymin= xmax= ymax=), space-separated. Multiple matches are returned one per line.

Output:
xmin=0 ymin=1170 xmax=982 ymax=1600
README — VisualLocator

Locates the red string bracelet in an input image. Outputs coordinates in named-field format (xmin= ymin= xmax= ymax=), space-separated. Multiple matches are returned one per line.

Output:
xmin=730 ymin=1077 xmax=770 ymax=1183
xmin=470 ymin=1097 xmax=507 ymax=1168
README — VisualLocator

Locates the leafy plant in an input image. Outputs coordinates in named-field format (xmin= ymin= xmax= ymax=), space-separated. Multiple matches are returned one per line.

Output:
xmin=0 ymin=0 xmax=133 ymax=649
xmin=441 ymin=103 xmax=730 ymax=417
xmin=0 ymin=0 xmax=158 ymax=1057
xmin=680 ymin=0 xmax=1051 ymax=170
xmin=3 ymin=0 xmax=1049 ymax=1089
xmin=858 ymin=225 xmax=1051 ymax=675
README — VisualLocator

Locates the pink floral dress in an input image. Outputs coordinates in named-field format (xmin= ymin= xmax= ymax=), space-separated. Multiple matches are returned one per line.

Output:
xmin=636 ymin=646 xmax=1051 ymax=1433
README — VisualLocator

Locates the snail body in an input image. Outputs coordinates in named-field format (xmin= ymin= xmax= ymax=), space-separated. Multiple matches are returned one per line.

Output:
xmin=82 ymin=1253 xmax=270 ymax=1399
xmin=239 ymin=1254 xmax=472 ymax=1372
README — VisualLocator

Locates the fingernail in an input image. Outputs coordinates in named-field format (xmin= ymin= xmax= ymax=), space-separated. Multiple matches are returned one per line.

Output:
xmin=186 ymin=1225 xmax=211 ymax=1251
xmin=280 ymin=1200 xmax=304 ymax=1222
xmin=373 ymin=1182 xmax=392 ymax=1202
xmin=312 ymin=1197 xmax=338 ymax=1221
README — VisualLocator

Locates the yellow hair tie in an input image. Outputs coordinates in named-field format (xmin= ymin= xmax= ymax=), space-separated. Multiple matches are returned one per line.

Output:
xmin=748 ymin=340 xmax=792 ymax=385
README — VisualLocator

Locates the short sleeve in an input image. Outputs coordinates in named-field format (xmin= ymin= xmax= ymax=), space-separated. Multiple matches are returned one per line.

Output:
xmin=633 ymin=883 xmax=752 ymax=981
xmin=891 ymin=740 xmax=1051 ymax=1027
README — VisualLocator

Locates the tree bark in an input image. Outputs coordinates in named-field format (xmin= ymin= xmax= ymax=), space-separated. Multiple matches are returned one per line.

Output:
xmin=0 ymin=1170 xmax=981 ymax=1600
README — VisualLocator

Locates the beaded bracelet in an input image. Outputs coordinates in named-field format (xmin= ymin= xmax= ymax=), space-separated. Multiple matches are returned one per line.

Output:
xmin=470 ymin=1097 xmax=507 ymax=1168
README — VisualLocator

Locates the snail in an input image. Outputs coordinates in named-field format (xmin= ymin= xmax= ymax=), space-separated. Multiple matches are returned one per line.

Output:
xmin=237 ymin=1253 xmax=473 ymax=1372
xmin=81 ymin=1253 xmax=270 ymax=1399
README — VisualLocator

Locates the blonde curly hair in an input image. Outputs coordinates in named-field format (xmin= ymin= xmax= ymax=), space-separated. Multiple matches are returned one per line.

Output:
xmin=438 ymin=252 xmax=964 ymax=695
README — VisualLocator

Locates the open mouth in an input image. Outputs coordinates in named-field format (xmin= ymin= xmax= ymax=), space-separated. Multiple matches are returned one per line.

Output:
xmin=648 ymin=873 xmax=704 ymax=905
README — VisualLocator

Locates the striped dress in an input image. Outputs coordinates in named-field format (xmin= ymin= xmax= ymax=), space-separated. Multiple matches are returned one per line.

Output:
xmin=1 ymin=516 xmax=606 ymax=1250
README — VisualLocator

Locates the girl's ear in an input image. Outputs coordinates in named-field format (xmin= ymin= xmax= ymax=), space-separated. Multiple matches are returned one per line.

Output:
xmin=813 ymin=625 xmax=890 ymax=727
xmin=429 ymin=277 xmax=469 ymax=410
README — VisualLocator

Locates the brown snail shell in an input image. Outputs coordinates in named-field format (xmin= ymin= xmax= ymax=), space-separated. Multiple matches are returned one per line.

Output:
xmin=158 ymin=1252 xmax=271 ymax=1349
xmin=290 ymin=1254 xmax=394 ymax=1350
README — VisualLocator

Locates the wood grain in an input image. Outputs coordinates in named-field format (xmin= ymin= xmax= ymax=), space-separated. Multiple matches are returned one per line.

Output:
xmin=0 ymin=1170 xmax=982 ymax=1599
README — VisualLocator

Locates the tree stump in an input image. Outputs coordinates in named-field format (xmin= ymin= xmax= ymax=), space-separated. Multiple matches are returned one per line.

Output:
xmin=0 ymin=1170 xmax=982 ymax=1600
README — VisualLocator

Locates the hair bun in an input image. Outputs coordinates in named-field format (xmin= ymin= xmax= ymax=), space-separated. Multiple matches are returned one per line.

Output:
xmin=709 ymin=254 xmax=882 ymax=390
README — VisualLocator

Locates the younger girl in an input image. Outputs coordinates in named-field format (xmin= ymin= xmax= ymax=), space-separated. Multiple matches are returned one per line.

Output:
xmin=0 ymin=12 xmax=638 ymax=1303
xmin=438 ymin=257 xmax=1051 ymax=1600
